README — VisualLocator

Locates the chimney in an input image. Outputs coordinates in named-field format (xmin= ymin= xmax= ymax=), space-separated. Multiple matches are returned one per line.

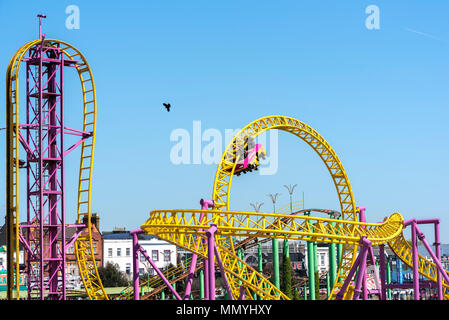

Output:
xmin=92 ymin=213 xmax=100 ymax=230
xmin=82 ymin=213 xmax=100 ymax=231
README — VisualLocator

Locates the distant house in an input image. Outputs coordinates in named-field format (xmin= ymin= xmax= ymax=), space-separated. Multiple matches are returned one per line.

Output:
xmin=103 ymin=229 xmax=177 ymax=280
xmin=0 ymin=213 xmax=103 ymax=290
xmin=65 ymin=214 xmax=103 ymax=288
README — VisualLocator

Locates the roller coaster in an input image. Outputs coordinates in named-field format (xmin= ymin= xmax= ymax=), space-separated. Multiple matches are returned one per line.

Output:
xmin=137 ymin=115 xmax=449 ymax=300
xmin=4 ymin=21 xmax=449 ymax=301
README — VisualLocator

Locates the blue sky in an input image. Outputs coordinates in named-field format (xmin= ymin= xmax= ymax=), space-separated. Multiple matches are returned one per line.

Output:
xmin=1 ymin=1 xmax=448 ymax=242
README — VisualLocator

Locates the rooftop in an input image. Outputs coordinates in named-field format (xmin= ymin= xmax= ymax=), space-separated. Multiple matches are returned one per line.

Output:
xmin=102 ymin=231 xmax=156 ymax=241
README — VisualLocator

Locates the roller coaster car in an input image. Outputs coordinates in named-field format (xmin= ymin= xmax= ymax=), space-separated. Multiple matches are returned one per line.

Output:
xmin=233 ymin=144 xmax=267 ymax=176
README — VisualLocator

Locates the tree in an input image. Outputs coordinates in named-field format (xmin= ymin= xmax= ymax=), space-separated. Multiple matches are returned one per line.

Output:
xmin=281 ymin=254 xmax=293 ymax=299
xmin=314 ymin=270 xmax=320 ymax=300
xmin=98 ymin=261 xmax=129 ymax=287
xmin=293 ymin=287 xmax=303 ymax=300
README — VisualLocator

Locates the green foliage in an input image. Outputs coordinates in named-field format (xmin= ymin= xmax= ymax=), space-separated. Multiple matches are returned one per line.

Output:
xmin=293 ymin=287 xmax=303 ymax=300
xmin=314 ymin=270 xmax=320 ymax=300
xmin=281 ymin=254 xmax=293 ymax=299
xmin=98 ymin=261 xmax=129 ymax=287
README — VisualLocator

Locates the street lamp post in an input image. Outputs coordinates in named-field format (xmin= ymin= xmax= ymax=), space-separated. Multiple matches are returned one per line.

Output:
xmin=325 ymin=211 xmax=341 ymax=292
xmin=267 ymin=193 xmax=281 ymax=289
xmin=283 ymin=184 xmax=297 ymax=214
xmin=283 ymin=184 xmax=297 ymax=259
xmin=304 ymin=210 xmax=317 ymax=300
xmin=250 ymin=201 xmax=264 ymax=300
xmin=250 ymin=202 xmax=264 ymax=213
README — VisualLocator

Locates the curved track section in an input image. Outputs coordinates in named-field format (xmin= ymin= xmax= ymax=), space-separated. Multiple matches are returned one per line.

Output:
xmin=140 ymin=115 xmax=360 ymax=299
xmin=126 ymin=208 xmax=339 ymax=300
xmin=140 ymin=115 xmax=449 ymax=300
xmin=211 ymin=115 xmax=358 ymax=299
xmin=141 ymin=209 xmax=404 ymax=299
xmin=388 ymin=232 xmax=449 ymax=298
xmin=6 ymin=39 xmax=107 ymax=300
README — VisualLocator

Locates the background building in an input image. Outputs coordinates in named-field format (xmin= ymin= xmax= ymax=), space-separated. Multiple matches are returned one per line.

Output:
xmin=103 ymin=229 xmax=177 ymax=280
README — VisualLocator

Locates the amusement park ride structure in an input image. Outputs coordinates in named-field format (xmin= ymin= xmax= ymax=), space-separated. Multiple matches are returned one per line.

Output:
xmin=6 ymin=17 xmax=106 ymax=300
xmin=4 ymin=17 xmax=449 ymax=300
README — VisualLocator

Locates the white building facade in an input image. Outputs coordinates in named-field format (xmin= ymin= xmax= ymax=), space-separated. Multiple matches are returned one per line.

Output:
xmin=103 ymin=231 xmax=177 ymax=280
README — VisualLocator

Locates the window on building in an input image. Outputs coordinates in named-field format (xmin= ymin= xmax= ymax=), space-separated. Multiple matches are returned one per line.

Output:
xmin=164 ymin=250 xmax=171 ymax=262
xmin=108 ymin=248 xmax=112 ymax=257
xmin=126 ymin=247 xmax=131 ymax=257
xmin=139 ymin=268 xmax=144 ymax=275
xmin=152 ymin=250 xmax=158 ymax=261
xmin=126 ymin=263 xmax=131 ymax=275
xmin=320 ymin=254 xmax=325 ymax=266
xmin=93 ymin=242 xmax=97 ymax=254
xmin=117 ymin=248 xmax=121 ymax=257
xmin=140 ymin=253 xmax=146 ymax=262
xmin=67 ymin=244 xmax=74 ymax=254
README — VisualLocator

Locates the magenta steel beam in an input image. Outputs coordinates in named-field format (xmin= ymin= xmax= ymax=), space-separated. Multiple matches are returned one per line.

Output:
xmin=18 ymin=233 xmax=35 ymax=259
xmin=433 ymin=220 xmax=443 ymax=300
xmin=206 ymin=224 xmax=217 ymax=300
xmin=411 ymin=221 xmax=420 ymax=300
xmin=336 ymin=236 xmax=368 ymax=300
xmin=352 ymin=237 xmax=371 ymax=300
xmin=18 ymin=35 xmax=92 ymax=300
xmin=38 ymin=36 xmax=45 ymax=299
xmin=414 ymin=224 xmax=449 ymax=293
xmin=64 ymin=134 xmax=93 ymax=157
xmin=201 ymin=199 xmax=214 ymax=300
xmin=47 ymin=42 xmax=62 ymax=298
xmin=378 ymin=244 xmax=387 ymax=300
xmin=138 ymin=245 xmax=181 ymax=300
xmin=204 ymin=249 xmax=209 ymax=300
xmin=405 ymin=218 xmax=443 ymax=299
xmin=183 ymin=199 xmax=214 ymax=299
xmin=214 ymin=245 xmax=234 ymax=300
xmin=357 ymin=206 xmax=368 ymax=300
xmin=17 ymin=130 xmax=36 ymax=158
xmin=365 ymin=242 xmax=379 ymax=300
xmin=183 ymin=253 xmax=199 ymax=300
xmin=131 ymin=229 xmax=144 ymax=300
xmin=357 ymin=207 xmax=383 ymax=300
xmin=63 ymin=126 xmax=92 ymax=136
xmin=238 ymin=286 xmax=245 ymax=300
xmin=385 ymin=282 xmax=438 ymax=289
xmin=358 ymin=206 xmax=366 ymax=229
xmin=63 ymin=224 xmax=87 ymax=252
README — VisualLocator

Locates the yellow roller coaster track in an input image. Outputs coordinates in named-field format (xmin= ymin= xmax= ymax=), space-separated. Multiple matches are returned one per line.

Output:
xmin=211 ymin=115 xmax=359 ymax=299
xmin=6 ymin=39 xmax=107 ymax=300
xmin=388 ymin=232 xmax=449 ymax=298
xmin=141 ymin=115 xmax=449 ymax=300
xmin=140 ymin=115 xmax=359 ymax=299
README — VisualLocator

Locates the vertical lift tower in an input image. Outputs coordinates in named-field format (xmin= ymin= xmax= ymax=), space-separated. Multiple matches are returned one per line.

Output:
xmin=6 ymin=15 xmax=95 ymax=300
